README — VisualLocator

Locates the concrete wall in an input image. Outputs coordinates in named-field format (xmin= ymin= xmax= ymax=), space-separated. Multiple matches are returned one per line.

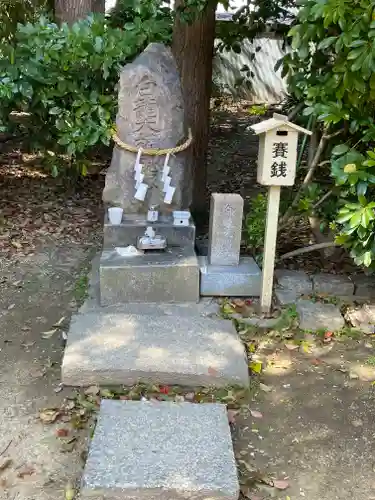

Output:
xmin=213 ymin=35 xmax=288 ymax=104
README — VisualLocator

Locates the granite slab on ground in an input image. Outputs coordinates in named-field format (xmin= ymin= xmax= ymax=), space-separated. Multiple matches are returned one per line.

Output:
xmin=296 ymin=299 xmax=345 ymax=331
xmin=81 ymin=400 xmax=239 ymax=500
xmin=235 ymin=340 xmax=375 ymax=499
xmin=62 ymin=311 xmax=249 ymax=387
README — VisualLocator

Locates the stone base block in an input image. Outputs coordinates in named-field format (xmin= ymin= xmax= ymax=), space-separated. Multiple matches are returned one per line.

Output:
xmin=81 ymin=400 xmax=239 ymax=500
xmin=100 ymin=247 xmax=199 ymax=305
xmin=199 ymin=256 xmax=261 ymax=297
xmin=103 ymin=213 xmax=195 ymax=249
xmin=61 ymin=311 xmax=249 ymax=387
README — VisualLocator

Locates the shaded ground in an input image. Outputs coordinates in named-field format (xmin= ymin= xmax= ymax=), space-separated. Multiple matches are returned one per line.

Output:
xmin=235 ymin=336 xmax=375 ymax=500
xmin=0 ymin=167 xmax=102 ymax=499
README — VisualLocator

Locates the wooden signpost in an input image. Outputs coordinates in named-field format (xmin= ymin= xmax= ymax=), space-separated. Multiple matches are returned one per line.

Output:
xmin=250 ymin=113 xmax=312 ymax=314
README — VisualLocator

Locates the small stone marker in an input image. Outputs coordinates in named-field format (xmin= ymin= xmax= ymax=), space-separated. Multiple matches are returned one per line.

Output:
xmin=199 ymin=193 xmax=261 ymax=297
xmin=250 ymin=114 xmax=312 ymax=313
xmin=81 ymin=400 xmax=239 ymax=500
xmin=208 ymin=193 xmax=243 ymax=266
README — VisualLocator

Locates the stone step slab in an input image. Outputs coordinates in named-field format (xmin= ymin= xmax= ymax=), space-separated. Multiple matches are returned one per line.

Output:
xmin=62 ymin=312 xmax=249 ymax=388
xmin=81 ymin=400 xmax=239 ymax=500
xmin=296 ymin=299 xmax=345 ymax=332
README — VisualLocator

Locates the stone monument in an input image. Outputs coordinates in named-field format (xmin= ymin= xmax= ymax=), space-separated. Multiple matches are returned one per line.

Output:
xmin=103 ymin=43 xmax=191 ymax=213
xmin=99 ymin=43 xmax=199 ymax=304
xmin=199 ymin=193 xmax=261 ymax=296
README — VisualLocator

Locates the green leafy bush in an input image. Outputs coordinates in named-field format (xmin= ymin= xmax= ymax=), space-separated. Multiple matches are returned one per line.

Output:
xmin=283 ymin=0 xmax=375 ymax=268
xmin=0 ymin=13 xmax=170 ymax=174
xmin=244 ymin=193 xmax=267 ymax=261
xmin=108 ymin=0 xmax=172 ymax=42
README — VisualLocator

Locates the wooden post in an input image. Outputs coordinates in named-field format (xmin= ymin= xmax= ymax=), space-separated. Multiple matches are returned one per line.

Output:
xmin=260 ymin=185 xmax=281 ymax=314
xmin=250 ymin=114 xmax=312 ymax=315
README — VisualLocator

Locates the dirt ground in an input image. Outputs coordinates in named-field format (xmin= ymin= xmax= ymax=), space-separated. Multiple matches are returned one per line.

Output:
xmin=235 ymin=338 xmax=375 ymax=500
xmin=0 ymin=168 xmax=102 ymax=499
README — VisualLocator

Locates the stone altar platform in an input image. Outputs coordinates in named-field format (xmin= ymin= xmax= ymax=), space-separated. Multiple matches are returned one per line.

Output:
xmin=100 ymin=246 xmax=199 ymax=305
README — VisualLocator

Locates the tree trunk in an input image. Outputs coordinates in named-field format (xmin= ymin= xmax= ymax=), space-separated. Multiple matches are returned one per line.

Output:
xmin=55 ymin=0 xmax=92 ymax=24
xmin=172 ymin=0 xmax=217 ymax=220
xmin=91 ymin=0 xmax=105 ymax=12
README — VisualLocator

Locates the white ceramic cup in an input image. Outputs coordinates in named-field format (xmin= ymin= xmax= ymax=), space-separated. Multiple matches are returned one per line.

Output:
xmin=108 ymin=207 xmax=123 ymax=225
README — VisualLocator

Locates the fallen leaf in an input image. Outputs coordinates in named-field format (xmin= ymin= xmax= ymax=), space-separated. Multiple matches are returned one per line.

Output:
xmin=11 ymin=240 xmax=22 ymax=249
xmin=41 ymin=328 xmax=57 ymax=339
xmin=53 ymin=316 xmax=66 ymax=327
xmin=63 ymin=400 xmax=76 ymax=411
xmin=246 ymin=341 xmax=258 ymax=353
xmin=300 ymin=340 xmax=312 ymax=353
xmin=227 ymin=409 xmax=239 ymax=424
xmin=233 ymin=298 xmax=246 ymax=308
xmin=56 ymin=428 xmax=69 ymax=438
xmin=208 ymin=366 xmax=218 ymax=376
xmin=250 ymin=409 xmax=263 ymax=419
xmin=100 ymin=389 xmax=114 ymax=398
xmin=323 ymin=331 xmax=334 ymax=344
xmin=311 ymin=358 xmax=323 ymax=366
xmin=65 ymin=482 xmax=75 ymax=500
xmin=39 ymin=408 xmax=60 ymax=424
xmin=284 ymin=342 xmax=299 ymax=351
xmin=17 ymin=465 xmax=35 ymax=478
xmin=54 ymin=384 xmax=63 ymax=393
xmin=259 ymin=383 xmax=272 ymax=392
xmin=273 ymin=479 xmax=289 ymax=490
xmin=249 ymin=361 xmax=262 ymax=374
xmin=84 ymin=386 xmax=100 ymax=396
xmin=240 ymin=485 xmax=261 ymax=499
xmin=237 ymin=459 xmax=254 ymax=473
xmin=7 ymin=303 xmax=15 ymax=310
xmin=0 ymin=458 xmax=12 ymax=471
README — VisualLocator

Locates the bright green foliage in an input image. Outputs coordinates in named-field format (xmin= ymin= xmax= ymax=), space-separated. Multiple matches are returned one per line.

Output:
xmin=244 ymin=193 xmax=267 ymax=261
xmin=108 ymin=0 xmax=172 ymax=41
xmin=284 ymin=0 xmax=375 ymax=268
xmin=0 ymin=15 xmax=170 ymax=173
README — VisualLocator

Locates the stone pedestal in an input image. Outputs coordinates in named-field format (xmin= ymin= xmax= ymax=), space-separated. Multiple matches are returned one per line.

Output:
xmin=199 ymin=256 xmax=261 ymax=296
xmin=100 ymin=246 xmax=199 ymax=305
xmin=199 ymin=193 xmax=261 ymax=297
